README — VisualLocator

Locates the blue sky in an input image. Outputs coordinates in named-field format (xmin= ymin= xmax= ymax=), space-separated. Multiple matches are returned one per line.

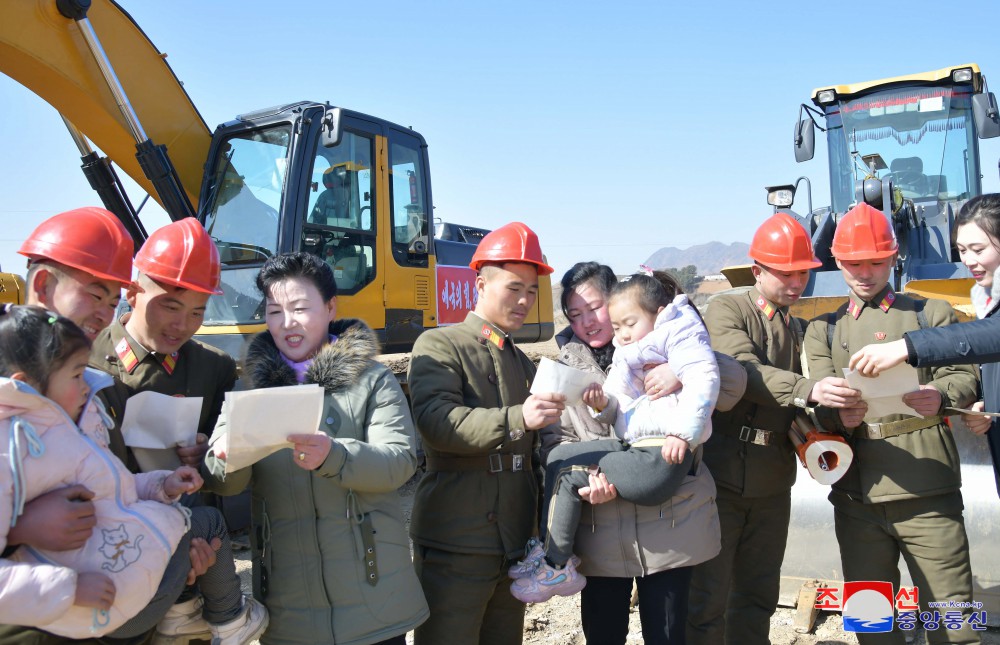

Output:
xmin=3 ymin=0 xmax=1000 ymax=281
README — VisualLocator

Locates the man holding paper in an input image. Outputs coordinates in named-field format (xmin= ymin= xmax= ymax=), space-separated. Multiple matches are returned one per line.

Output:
xmin=408 ymin=222 xmax=564 ymax=645
xmin=804 ymin=203 xmax=980 ymax=645
xmin=91 ymin=219 xmax=237 ymax=471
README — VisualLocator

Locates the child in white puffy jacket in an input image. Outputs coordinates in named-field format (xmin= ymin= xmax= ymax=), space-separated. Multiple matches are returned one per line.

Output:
xmin=511 ymin=271 xmax=720 ymax=605
xmin=0 ymin=305 xmax=266 ymax=642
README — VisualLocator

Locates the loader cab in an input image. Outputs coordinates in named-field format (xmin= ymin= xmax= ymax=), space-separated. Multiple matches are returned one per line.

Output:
xmin=195 ymin=102 xmax=438 ymax=357
xmin=812 ymin=69 xmax=989 ymax=214
xmin=789 ymin=64 xmax=1000 ymax=298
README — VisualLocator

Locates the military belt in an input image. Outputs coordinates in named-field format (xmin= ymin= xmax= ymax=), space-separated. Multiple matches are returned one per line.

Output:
xmin=859 ymin=416 xmax=943 ymax=440
xmin=738 ymin=425 xmax=774 ymax=446
xmin=425 ymin=453 xmax=527 ymax=473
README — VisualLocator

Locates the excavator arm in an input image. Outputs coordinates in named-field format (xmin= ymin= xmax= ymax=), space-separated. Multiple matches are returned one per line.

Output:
xmin=0 ymin=0 xmax=210 ymax=209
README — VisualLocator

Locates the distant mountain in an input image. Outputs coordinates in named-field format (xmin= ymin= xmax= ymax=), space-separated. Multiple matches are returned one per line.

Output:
xmin=644 ymin=241 xmax=751 ymax=276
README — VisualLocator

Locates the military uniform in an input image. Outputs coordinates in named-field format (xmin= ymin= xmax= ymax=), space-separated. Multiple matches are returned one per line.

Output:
xmin=408 ymin=312 xmax=540 ymax=645
xmin=805 ymin=286 xmax=979 ymax=645
xmin=687 ymin=287 xmax=818 ymax=645
xmin=88 ymin=314 xmax=237 ymax=468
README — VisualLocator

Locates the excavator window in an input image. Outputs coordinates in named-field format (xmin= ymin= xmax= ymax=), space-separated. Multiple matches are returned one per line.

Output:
xmin=302 ymin=130 xmax=376 ymax=295
xmin=388 ymin=131 xmax=429 ymax=267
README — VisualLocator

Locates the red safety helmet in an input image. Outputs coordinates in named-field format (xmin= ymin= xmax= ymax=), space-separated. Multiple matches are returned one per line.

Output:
xmin=469 ymin=222 xmax=554 ymax=275
xmin=18 ymin=207 xmax=133 ymax=285
xmin=831 ymin=203 xmax=898 ymax=261
xmin=749 ymin=212 xmax=822 ymax=271
xmin=134 ymin=218 xmax=222 ymax=295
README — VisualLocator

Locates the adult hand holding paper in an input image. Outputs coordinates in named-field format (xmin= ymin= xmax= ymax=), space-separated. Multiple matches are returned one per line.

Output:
xmin=843 ymin=363 xmax=922 ymax=422
xmin=213 ymin=384 xmax=325 ymax=473
xmin=530 ymin=357 xmax=597 ymax=406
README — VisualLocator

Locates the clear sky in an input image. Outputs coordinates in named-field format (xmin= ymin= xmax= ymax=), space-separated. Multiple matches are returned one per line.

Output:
xmin=3 ymin=0 xmax=1000 ymax=281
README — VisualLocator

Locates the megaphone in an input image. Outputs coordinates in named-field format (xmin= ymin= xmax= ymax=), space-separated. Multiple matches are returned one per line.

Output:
xmin=788 ymin=411 xmax=853 ymax=485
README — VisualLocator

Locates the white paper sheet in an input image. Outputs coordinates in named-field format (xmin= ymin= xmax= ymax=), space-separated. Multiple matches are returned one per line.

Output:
xmin=843 ymin=363 xmax=922 ymax=422
xmin=122 ymin=392 xmax=204 ymax=472
xmin=214 ymin=384 xmax=324 ymax=473
xmin=530 ymin=357 xmax=597 ymax=406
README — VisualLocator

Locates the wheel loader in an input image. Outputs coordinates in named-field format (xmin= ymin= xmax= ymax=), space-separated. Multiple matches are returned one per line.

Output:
xmin=723 ymin=64 xmax=1000 ymax=627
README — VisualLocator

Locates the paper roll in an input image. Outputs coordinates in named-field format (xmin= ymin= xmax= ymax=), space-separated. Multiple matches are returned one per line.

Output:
xmin=799 ymin=435 xmax=854 ymax=485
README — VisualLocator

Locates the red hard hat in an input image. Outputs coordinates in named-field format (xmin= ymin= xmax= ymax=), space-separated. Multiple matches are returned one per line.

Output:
xmin=469 ymin=221 xmax=554 ymax=275
xmin=831 ymin=203 xmax=898 ymax=261
xmin=134 ymin=218 xmax=222 ymax=295
xmin=749 ymin=212 xmax=822 ymax=271
xmin=18 ymin=207 xmax=133 ymax=285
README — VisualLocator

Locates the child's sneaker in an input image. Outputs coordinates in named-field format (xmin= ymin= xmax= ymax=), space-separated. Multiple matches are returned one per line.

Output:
xmin=210 ymin=596 xmax=268 ymax=645
xmin=153 ymin=596 xmax=211 ymax=644
xmin=507 ymin=538 xmax=545 ymax=579
xmin=510 ymin=556 xmax=586 ymax=603
xmin=508 ymin=538 xmax=580 ymax=579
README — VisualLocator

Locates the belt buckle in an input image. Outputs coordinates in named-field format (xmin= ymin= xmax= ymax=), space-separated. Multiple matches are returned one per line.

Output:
xmin=753 ymin=429 xmax=771 ymax=446
xmin=739 ymin=425 xmax=752 ymax=442
xmin=488 ymin=453 xmax=503 ymax=473
xmin=865 ymin=423 xmax=883 ymax=439
xmin=512 ymin=454 xmax=523 ymax=472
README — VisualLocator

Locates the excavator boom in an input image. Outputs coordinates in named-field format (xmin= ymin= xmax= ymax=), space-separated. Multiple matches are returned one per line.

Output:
xmin=0 ymin=0 xmax=210 ymax=208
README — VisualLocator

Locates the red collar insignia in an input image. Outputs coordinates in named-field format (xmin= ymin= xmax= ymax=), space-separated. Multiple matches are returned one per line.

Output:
xmin=481 ymin=323 xmax=505 ymax=349
xmin=115 ymin=337 xmax=139 ymax=374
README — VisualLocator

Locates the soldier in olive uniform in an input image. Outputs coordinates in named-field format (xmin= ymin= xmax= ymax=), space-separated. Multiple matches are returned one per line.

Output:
xmin=90 ymin=218 xmax=236 ymax=470
xmin=687 ymin=213 xmax=862 ymax=645
xmin=0 ymin=212 xmax=227 ymax=645
xmin=408 ymin=222 xmax=565 ymax=645
xmin=804 ymin=203 xmax=979 ymax=645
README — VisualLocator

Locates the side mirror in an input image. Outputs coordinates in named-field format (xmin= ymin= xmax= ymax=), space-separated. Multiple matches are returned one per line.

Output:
xmin=794 ymin=118 xmax=815 ymax=162
xmin=973 ymin=92 xmax=1000 ymax=139
xmin=321 ymin=108 xmax=344 ymax=148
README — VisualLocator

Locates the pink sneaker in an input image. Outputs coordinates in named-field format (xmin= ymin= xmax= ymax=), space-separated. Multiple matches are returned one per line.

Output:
xmin=510 ymin=557 xmax=586 ymax=604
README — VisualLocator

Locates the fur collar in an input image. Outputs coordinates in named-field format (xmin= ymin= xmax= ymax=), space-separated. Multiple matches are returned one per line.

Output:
xmin=245 ymin=318 xmax=381 ymax=393
xmin=971 ymin=279 xmax=1000 ymax=319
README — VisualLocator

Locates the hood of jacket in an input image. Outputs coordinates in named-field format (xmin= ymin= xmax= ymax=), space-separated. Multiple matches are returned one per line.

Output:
xmin=0 ymin=369 xmax=113 ymax=423
xmin=245 ymin=318 xmax=380 ymax=392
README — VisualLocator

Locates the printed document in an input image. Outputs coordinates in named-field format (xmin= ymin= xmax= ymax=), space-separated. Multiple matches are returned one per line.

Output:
xmin=531 ymin=357 xmax=597 ymax=406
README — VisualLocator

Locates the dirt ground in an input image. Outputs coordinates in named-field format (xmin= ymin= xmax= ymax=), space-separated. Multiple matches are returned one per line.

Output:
xmin=233 ymin=470 xmax=999 ymax=644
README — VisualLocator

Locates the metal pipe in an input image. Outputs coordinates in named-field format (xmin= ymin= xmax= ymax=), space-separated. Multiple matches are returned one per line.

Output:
xmin=74 ymin=16 xmax=147 ymax=144
xmin=61 ymin=115 xmax=93 ymax=155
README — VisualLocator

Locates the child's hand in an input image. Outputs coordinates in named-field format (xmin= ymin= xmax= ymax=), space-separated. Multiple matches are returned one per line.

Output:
xmin=75 ymin=572 xmax=116 ymax=611
xmin=661 ymin=436 xmax=690 ymax=464
xmin=288 ymin=433 xmax=333 ymax=470
xmin=164 ymin=466 xmax=203 ymax=498
xmin=582 ymin=383 xmax=608 ymax=411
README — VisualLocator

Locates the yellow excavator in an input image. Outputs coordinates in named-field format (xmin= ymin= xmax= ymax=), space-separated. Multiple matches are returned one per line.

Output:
xmin=0 ymin=0 xmax=554 ymax=358
xmin=737 ymin=64 xmax=1000 ymax=627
